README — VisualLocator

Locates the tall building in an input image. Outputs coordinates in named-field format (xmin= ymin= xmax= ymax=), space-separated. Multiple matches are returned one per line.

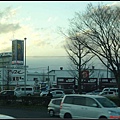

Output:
xmin=12 ymin=40 xmax=24 ymax=65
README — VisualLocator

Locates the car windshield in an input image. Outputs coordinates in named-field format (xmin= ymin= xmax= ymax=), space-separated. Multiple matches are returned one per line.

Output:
xmin=96 ymin=97 xmax=117 ymax=108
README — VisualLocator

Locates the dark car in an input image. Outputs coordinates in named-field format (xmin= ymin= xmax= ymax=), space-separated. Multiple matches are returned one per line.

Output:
xmin=48 ymin=98 xmax=62 ymax=117
xmin=0 ymin=90 xmax=15 ymax=97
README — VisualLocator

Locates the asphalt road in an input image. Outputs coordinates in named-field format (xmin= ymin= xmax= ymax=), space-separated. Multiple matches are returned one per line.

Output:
xmin=0 ymin=106 xmax=59 ymax=119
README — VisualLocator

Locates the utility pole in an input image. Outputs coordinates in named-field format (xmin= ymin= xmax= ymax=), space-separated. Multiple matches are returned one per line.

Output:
xmin=48 ymin=66 xmax=50 ymax=88
xmin=24 ymin=38 xmax=27 ymax=95
xmin=7 ymin=67 xmax=10 ymax=90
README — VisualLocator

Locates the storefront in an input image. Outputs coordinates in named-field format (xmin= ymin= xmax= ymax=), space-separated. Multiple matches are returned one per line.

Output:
xmin=57 ymin=77 xmax=75 ymax=89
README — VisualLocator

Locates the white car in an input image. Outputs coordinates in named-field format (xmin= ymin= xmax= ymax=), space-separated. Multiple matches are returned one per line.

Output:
xmin=0 ymin=114 xmax=15 ymax=119
xmin=40 ymin=90 xmax=65 ymax=98
xmin=60 ymin=94 xmax=120 ymax=119
xmin=14 ymin=86 xmax=34 ymax=97
xmin=40 ymin=90 xmax=48 ymax=97
xmin=51 ymin=90 xmax=65 ymax=98
xmin=48 ymin=98 xmax=62 ymax=117
xmin=99 ymin=91 xmax=117 ymax=97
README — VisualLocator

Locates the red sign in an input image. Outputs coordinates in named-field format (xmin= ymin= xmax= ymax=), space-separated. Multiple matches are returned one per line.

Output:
xmin=82 ymin=70 xmax=89 ymax=78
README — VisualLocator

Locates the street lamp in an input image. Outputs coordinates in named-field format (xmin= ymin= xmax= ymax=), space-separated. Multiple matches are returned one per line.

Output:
xmin=24 ymin=38 xmax=27 ymax=95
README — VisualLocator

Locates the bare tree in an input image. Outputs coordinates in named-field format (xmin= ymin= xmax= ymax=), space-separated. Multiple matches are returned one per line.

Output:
xmin=67 ymin=3 xmax=120 ymax=97
xmin=60 ymin=28 xmax=95 ymax=93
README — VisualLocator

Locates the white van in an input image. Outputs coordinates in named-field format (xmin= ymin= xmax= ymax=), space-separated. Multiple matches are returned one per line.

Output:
xmin=14 ymin=86 xmax=34 ymax=97
xmin=102 ymin=87 xmax=118 ymax=94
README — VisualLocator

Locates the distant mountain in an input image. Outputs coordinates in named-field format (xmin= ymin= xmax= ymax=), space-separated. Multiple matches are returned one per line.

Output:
xmin=26 ymin=56 xmax=70 ymax=72
xmin=26 ymin=56 xmax=106 ymax=72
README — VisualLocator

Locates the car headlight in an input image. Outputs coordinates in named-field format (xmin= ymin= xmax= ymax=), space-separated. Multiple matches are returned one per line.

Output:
xmin=108 ymin=110 xmax=119 ymax=119
xmin=108 ymin=110 xmax=119 ymax=116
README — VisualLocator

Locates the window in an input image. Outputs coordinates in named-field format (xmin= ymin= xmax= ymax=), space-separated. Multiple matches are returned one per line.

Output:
xmin=21 ymin=88 xmax=33 ymax=91
xmin=13 ymin=77 xmax=15 ymax=81
xmin=64 ymin=96 xmax=74 ymax=104
xmin=85 ymin=97 xmax=98 ymax=107
xmin=22 ymin=88 xmax=24 ymax=91
xmin=104 ymin=92 xmax=107 ymax=95
xmin=96 ymin=97 xmax=117 ymax=108
xmin=109 ymin=91 xmax=114 ymax=94
xmin=53 ymin=99 xmax=62 ymax=105
xmin=73 ymin=96 xmax=85 ymax=106
xmin=16 ymin=77 xmax=19 ymax=81
xmin=56 ymin=99 xmax=62 ymax=105
xmin=56 ymin=91 xmax=63 ymax=94
xmin=16 ymin=88 xmax=20 ymax=91
xmin=26 ymin=88 xmax=32 ymax=91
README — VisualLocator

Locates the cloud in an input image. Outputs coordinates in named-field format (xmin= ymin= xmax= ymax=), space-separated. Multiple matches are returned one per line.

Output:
xmin=0 ymin=23 xmax=20 ymax=33
xmin=0 ymin=6 xmax=19 ymax=22
xmin=0 ymin=6 xmax=22 ymax=52
xmin=0 ymin=6 xmax=65 ymax=56
xmin=0 ymin=6 xmax=21 ymax=33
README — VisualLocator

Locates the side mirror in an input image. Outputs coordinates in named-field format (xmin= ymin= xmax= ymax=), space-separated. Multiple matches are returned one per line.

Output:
xmin=92 ymin=103 xmax=98 ymax=107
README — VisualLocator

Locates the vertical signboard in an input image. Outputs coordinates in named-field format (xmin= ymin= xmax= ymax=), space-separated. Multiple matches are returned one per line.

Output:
xmin=12 ymin=40 xmax=24 ymax=65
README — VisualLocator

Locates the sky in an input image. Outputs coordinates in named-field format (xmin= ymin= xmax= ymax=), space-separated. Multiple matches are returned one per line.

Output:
xmin=0 ymin=1 xmax=119 ymax=71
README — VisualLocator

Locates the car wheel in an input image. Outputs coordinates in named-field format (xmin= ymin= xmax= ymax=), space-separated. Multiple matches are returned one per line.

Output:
xmin=99 ymin=116 xmax=107 ymax=120
xmin=64 ymin=113 xmax=72 ymax=118
xmin=49 ymin=110 xmax=54 ymax=117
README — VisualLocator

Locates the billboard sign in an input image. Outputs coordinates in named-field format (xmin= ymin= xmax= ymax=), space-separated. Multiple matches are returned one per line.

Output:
xmin=12 ymin=40 xmax=24 ymax=65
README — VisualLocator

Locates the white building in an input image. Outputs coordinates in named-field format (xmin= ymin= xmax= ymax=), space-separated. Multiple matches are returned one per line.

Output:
xmin=0 ymin=52 xmax=116 ymax=92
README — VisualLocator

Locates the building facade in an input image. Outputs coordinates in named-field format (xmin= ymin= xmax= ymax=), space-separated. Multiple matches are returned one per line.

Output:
xmin=0 ymin=52 xmax=117 ymax=92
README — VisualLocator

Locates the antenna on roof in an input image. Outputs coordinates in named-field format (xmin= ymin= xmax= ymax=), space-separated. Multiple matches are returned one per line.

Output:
xmin=10 ymin=31 xmax=15 ymax=41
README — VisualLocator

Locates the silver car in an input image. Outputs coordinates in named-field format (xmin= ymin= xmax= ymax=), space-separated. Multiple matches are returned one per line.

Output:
xmin=48 ymin=98 xmax=62 ymax=117
xmin=51 ymin=90 xmax=65 ymax=98
xmin=60 ymin=94 xmax=120 ymax=119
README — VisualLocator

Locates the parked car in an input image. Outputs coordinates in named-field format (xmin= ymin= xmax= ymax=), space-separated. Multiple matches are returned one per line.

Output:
xmin=40 ymin=90 xmax=65 ymax=98
xmin=49 ymin=88 xmax=63 ymax=92
xmin=48 ymin=98 xmax=62 ymax=117
xmin=40 ymin=90 xmax=48 ymax=97
xmin=14 ymin=86 xmax=34 ymax=97
xmin=0 ymin=114 xmax=15 ymax=119
xmin=0 ymin=90 xmax=15 ymax=97
xmin=40 ymin=88 xmax=64 ymax=97
xmin=63 ymin=89 xmax=75 ymax=94
xmin=99 ymin=91 xmax=117 ymax=97
xmin=60 ymin=94 xmax=120 ymax=119
xmin=51 ymin=90 xmax=65 ymax=98
xmin=102 ymin=87 xmax=118 ymax=94
xmin=86 ymin=89 xmax=102 ymax=95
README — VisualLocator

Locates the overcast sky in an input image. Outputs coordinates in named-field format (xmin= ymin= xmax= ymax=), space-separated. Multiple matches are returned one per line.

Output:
xmin=0 ymin=1 xmax=119 ymax=71
xmin=0 ymin=1 xmax=118 ymax=56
